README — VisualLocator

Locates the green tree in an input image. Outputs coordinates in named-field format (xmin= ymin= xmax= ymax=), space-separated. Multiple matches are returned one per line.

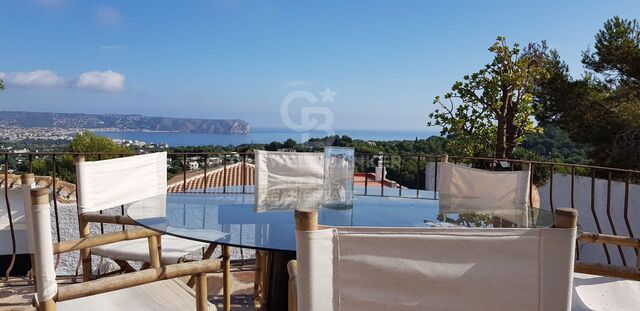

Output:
xmin=582 ymin=17 xmax=640 ymax=86
xmin=282 ymin=138 xmax=297 ymax=149
xmin=67 ymin=132 xmax=131 ymax=155
xmin=429 ymin=37 xmax=551 ymax=158
xmin=55 ymin=132 xmax=132 ymax=183
xmin=535 ymin=17 xmax=640 ymax=169
xmin=0 ymin=78 xmax=4 ymax=92
xmin=30 ymin=159 xmax=49 ymax=177
xmin=265 ymin=141 xmax=284 ymax=151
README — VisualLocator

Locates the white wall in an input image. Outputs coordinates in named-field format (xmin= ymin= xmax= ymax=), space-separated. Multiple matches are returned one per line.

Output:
xmin=538 ymin=173 xmax=640 ymax=266
xmin=0 ymin=188 xmax=29 ymax=254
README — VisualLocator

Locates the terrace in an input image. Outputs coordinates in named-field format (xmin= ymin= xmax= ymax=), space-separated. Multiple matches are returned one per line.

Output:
xmin=1 ymin=151 xmax=639 ymax=310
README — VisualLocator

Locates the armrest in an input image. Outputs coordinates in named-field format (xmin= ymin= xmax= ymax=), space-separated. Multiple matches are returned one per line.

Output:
xmin=575 ymin=261 xmax=640 ymax=281
xmin=578 ymin=232 xmax=640 ymax=248
xmin=575 ymin=232 xmax=640 ymax=281
xmin=81 ymin=213 xmax=139 ymax=226
xmin=53 ymin=228 xmax=160 ymax=254
xmin=56 ymin=258 xmax=221 ymax=301
xmin=287 ymin=260 xmax=298 ymax=311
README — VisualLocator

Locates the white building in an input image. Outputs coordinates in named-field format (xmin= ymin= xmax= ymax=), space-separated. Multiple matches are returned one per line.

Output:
xmin=188 ymin=161 xmax=199 ymax=170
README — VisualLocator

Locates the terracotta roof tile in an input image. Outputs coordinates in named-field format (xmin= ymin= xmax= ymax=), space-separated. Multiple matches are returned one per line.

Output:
xmin=167 ymin=163 xmax=255 ymax=192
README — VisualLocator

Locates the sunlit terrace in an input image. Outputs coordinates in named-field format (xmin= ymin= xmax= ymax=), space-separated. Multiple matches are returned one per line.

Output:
xmin=0 ymin=151 xmax=638 ymax=310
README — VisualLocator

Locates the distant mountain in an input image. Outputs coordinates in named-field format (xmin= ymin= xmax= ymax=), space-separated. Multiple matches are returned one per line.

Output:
xmin=0 ymin=111 xmax=250 ymax=134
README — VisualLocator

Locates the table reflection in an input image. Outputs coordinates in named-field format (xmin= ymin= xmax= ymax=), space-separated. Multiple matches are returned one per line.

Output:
xmin=126 ymin=186 xmax=553 ymax=252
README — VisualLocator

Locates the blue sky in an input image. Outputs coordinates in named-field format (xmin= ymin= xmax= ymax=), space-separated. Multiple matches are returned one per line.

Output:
xmin=1 ymin=0 xmax=638 ymax=131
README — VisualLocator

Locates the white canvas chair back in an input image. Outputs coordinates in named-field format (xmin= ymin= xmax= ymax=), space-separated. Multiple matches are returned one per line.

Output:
xmin=438 ymin=161 xmax=531 ymax=212
xmin=254 ymin=150 xmax=324 ymax=189
xmin=295 ymin=209 xmax=577 ymax=311
xmin=76 ymin=152 xmax=167 ymax=213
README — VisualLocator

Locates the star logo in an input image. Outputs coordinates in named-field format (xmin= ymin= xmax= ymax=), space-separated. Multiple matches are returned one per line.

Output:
xmin=319 ymin=86 xmax=337 ymax=103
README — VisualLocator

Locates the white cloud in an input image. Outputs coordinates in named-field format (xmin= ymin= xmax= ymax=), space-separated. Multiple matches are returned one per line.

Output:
xmin=96 ymin=4 xmax=121 ymax=25
xmin=0 ymin=70 xmax=65 ymax=88
xmin=0 ymin=69 xmax=126 ymax=92
xmin=75 ymin=70 xmax=125 ymax=92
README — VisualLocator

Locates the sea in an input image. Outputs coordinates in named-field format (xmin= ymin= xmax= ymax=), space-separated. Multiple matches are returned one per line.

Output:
xmin=96 ymin=128 xmax=439 ymax=147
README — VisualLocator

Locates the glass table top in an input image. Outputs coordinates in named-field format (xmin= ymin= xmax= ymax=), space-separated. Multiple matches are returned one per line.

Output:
xmin=126 ymin=186 xmax=554 ymax=252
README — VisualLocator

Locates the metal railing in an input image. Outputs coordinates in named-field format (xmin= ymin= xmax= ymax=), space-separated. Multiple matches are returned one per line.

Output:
xmin=1 ymin=151 xmax=639 ymax=277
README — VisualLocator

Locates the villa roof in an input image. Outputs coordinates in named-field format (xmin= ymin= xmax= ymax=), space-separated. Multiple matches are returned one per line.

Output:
xmin=167 ymin=162 xmax=255 ymax=192
xmin=2 ymin=166 xmax=398 ymax=198
xmin=166 ymin=165 xmax=400 ymax=192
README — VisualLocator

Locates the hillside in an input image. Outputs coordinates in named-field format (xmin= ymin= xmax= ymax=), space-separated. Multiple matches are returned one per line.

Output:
xmin=0 ymin=111 xmax=250 ymax=134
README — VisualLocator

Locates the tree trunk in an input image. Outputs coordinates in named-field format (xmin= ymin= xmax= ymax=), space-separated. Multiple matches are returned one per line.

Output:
xmin=495 ymin=87 xmax=511 ymax=159
xmin=504 ymin=104 xmax=518 ymax=159
xmin=495 ymin=117 xmax=507 ymax=159
xmin=505 ymin=127 xmax=516 ymax=158
xmin=504 ymin=85 xmax=525 ymax=159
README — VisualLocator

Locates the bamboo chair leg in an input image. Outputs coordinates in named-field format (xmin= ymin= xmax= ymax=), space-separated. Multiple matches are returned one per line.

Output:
xmin=79 ymin=216 xmax=92 ymax=282
xmin=40 ymin=299 xmax=56 ymax=311
xmin=147 ymin=236 xmax=161 ymax=268
xmin=156 ymin=235 xmax=163 ymax=265
xmin=287 ymin=260 xmax=298 ymax=311
xmin=195 ymin=272 xmax=208 ymax=311
xmin=253 ymin=250 xmax=268 ymax=306
xmin=187 ymin=244 xmax=218 ymax=288
xmin=30 ymin=254 xmax=37 ymax=290
xmin=253 ymin=250 xmax=262 ymax=300
xmin=77 ymin=156 xmax=92 ymax=282
xmin=222 ymin=246 xmax=231 ymax=311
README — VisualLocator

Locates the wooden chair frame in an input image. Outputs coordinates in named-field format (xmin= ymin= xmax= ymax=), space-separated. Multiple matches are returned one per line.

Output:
xmin=287 ymin=207 xmax=578 ymax=311
xmin=575 ymin=232 xmax=640 ymax=281
xmin=72 ymin=156 xmax=232 ymax=310
xmin=30 ymin=187 xmax=219 ymax=311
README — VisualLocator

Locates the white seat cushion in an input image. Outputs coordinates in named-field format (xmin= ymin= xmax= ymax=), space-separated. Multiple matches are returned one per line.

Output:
xmin=572 ymin=273 xmax=640 ymax=311
xmin=92 ymin=235 xmax=208 ymax=264
xmin=57 ymin=278 xmax=216 ymax=311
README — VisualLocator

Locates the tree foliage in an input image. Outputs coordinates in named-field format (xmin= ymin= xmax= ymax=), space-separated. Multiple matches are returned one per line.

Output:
xmin=56 ymin=132 xmax=132 ymax=182
xmin=519 ymin=125 xmax=590 ymax=164
xmin=582 ymin=17 xmax=640 ymax=86
xmin=429 ymin=37 xmax=551 ymax=158
xmin=66 ymin=132 xmax=131 ymax=155
xmin=536 ymin=17 xmax=640 ymax=169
